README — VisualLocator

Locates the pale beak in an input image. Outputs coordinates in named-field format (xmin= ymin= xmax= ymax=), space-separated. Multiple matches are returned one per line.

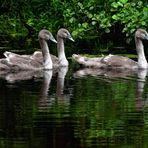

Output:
xmin=145 ymin=35 xmax=148 ymax=40
xmin=68 ymin=35 xmax=75 ymax=42
xmin=51 ymin=37 xmax=57 ymax=43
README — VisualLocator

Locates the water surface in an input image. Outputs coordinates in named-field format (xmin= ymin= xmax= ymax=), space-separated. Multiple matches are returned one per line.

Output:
xmin=0 ymin=65 xmax=148 ymax=148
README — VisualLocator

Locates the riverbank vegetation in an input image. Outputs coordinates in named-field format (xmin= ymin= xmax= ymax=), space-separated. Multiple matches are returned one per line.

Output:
xmin=0 ymin=0 xmax=148 ymax=53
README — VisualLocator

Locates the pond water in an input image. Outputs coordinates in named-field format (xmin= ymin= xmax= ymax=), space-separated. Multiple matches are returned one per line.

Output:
xmin=0 ymin=34 xmax=148 ymax=147
xmin=0 ymin=64 xmax=148 ymax=148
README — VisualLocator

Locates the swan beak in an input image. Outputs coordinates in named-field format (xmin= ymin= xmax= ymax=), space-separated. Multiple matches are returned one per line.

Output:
xmin=68 ymin=35 xmax=75 ymax=42
xmin=145 ymin=35 xmax=148 ymax=40
xmin=51 ymin=38 xmax=57 ymax=43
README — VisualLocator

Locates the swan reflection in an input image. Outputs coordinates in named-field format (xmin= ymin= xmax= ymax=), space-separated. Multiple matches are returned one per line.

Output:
xmin=56 ymin=67 xmax=68 ymax=96
xmin=38 ymin=70 xmax=54 ymax=110
xmin=73 ymin=68 xmax=136 ymax=79
xmin=0 ymin=70 xmax=43 ymax=83
xmin=0 ymin=65 xmax=69 ymax=110
xmin=55 ymin=67 xmax=70 ymax=107
xmin=135 ymin=69 xmax=148 ymax=110
xmin=74 ymin=67 xmax=148 ymax=110
xmin=38 ymin=67 xmax=69 ymax=110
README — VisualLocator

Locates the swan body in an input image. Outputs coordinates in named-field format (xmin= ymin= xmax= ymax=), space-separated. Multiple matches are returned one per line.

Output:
xmin=3 ymin=28 xmax=74 ymax=69
xmin=101 ymin=54 xmax=138 ymax=69
xmin=0 ymin=29 xmax=57 ymax=71
xmin=73 ymin=29 xmax=148 ymax=69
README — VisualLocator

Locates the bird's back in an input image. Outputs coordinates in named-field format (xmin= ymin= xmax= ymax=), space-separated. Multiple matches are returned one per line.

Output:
xmin=102 ymin=55 xmax=138 ymax=69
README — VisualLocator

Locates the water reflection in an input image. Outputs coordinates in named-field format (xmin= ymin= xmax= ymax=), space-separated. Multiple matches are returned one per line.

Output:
xmin=73 ymin=67 xmax=136 ymax=79
xmin=0 ymin=66 xmax=148 ymax=147
xmin=56 ymin=67 xmax=70 ymax=107
xmin=38 ymin=70 xmax=54 ymax=109
xmin=38 ymin=67 xmax=69 ymax=110
xmin=74 ymin=67 xmax=148 ymax=110
xmin=135 ymin=69 xmax=148 ymax=110
xmin=56 ymin=67 xmax=68 ymax=96
xmin=73 ymin=67 xmax=148 ymax=147
xmin=0 ymin=70 xmax=43 ymax=83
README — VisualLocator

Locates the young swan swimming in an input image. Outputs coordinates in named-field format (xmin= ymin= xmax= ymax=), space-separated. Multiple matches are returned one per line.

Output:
xmin=0 ymin=29 xmax=57 ymax=71
xmin=4 ymin=28 xmax=74 ymax=69
xmin=73 ymin=29 xmax=148 ymax=70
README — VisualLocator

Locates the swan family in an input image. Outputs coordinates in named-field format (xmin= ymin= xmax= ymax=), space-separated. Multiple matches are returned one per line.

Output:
xmin=73 ymin=29 xmax=148 ymax=70
xmin=0 ymin=28 xmax=74 ymax=71
xmin=0 ymin=28 xmax=148 ymax=74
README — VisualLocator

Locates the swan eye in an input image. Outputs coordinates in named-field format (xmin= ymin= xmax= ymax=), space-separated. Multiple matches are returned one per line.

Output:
xmin=63 ymin=32 xmax=68 ymax=38
xmin=140 ymin=32 xmax=148 ymax=40
xmin=144 ymin=34 xmax=148 ymax=40
xmin=140 ymin=30 xmax=148 ymax=40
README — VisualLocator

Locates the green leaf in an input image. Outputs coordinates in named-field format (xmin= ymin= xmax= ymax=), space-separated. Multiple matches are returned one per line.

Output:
xmin=87 ymin=13 xmax=93 ymax=19
xmin=82 ymin=22 xmax=88 ymax=28
xmin=111 ymin=2 xmax=118 ymax=8
xmin=69 ymin=17 xmax=75 ymax=23
xmin=112 ymin=15 xmax=119 ymax=20
xmin=120 ymin=0 xmax=128 ymax=4
xmin=89 ymin=6 xmax=94 ymax=10
xmin=78 ymin=2 xmax=83 ymax=9
xmin=72 ymin=30 xmax=78 ymax=37
xmin=141 ymin=21 xmax=146 ymax=25
xmin=105 ymin=28 xmax=110 ymax=33
xmin=130 ymin=28 xmax=135 ymax=34
xmin=117 ymin=2 xmax=123 ymax=7
xmin=138 ymin=1 xmax=143 ymax=6
xmin=92 ymin=21 xmax=96 ymax=25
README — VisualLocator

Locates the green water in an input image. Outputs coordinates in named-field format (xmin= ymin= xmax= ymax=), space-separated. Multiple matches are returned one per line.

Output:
xmin=0 ymin=65 xmax=148 ymax=148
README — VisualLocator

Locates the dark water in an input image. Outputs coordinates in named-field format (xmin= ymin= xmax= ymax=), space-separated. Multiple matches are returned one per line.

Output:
xmin=0 ymin=65 xmax=148 ymax=148
xmin=1 ymin=6 xmax=148 ymax=147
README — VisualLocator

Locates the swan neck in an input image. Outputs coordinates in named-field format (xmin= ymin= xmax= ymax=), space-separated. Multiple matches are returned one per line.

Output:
xmin=135 ymin=37 xmax=147 ymax=69
xmin=57 ymin=36 xmax=68 ymax=66
xmin=39 ymin=39 xmax=52 ymax=69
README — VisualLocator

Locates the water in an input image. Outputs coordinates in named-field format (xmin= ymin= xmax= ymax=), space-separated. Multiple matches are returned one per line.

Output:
xmin=0 ymin=65 xmax=148 ymax=148
xmin=0 ymin=33 xmax=148 ymax=147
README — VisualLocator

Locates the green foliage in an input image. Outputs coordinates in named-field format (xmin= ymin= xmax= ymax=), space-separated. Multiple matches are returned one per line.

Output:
xmin=0 ymin=0 xmax=148 ymax=40
xmin=63 ymin=0 xmax=112 ymax=38
xmin=111 ymin=0 xmax=148 ymax=36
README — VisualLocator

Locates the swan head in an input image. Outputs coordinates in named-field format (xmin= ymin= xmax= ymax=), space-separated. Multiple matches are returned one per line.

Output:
xmin=38 ymin=29 xmax=57 ymax=43
xmin=57 ymin=28 xmax=74 ymax=42
xmin=135 ymin=29 xmax=148 ymax=40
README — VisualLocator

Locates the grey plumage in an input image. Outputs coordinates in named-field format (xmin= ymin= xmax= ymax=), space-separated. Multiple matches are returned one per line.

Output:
xmin=73 ymin=29 xmax=148 ymax=70
xmin=2 ymin=28 xmax=74 ymax=71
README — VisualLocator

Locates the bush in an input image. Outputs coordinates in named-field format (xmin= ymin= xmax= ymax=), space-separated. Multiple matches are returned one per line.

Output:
xmin=0 ymin=0 xmax=147 ymax=40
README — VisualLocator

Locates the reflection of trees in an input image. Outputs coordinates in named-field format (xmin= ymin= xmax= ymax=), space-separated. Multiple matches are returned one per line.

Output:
xmin=0 ymin=77 xmax=41 ymax=147
xmin=0 ymin=67 xmax=72 ymax=147
xmin=72 ymin=70 xmax=148 ymax=147
xmin=0 ymin=67 xmax=148 ymax=147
